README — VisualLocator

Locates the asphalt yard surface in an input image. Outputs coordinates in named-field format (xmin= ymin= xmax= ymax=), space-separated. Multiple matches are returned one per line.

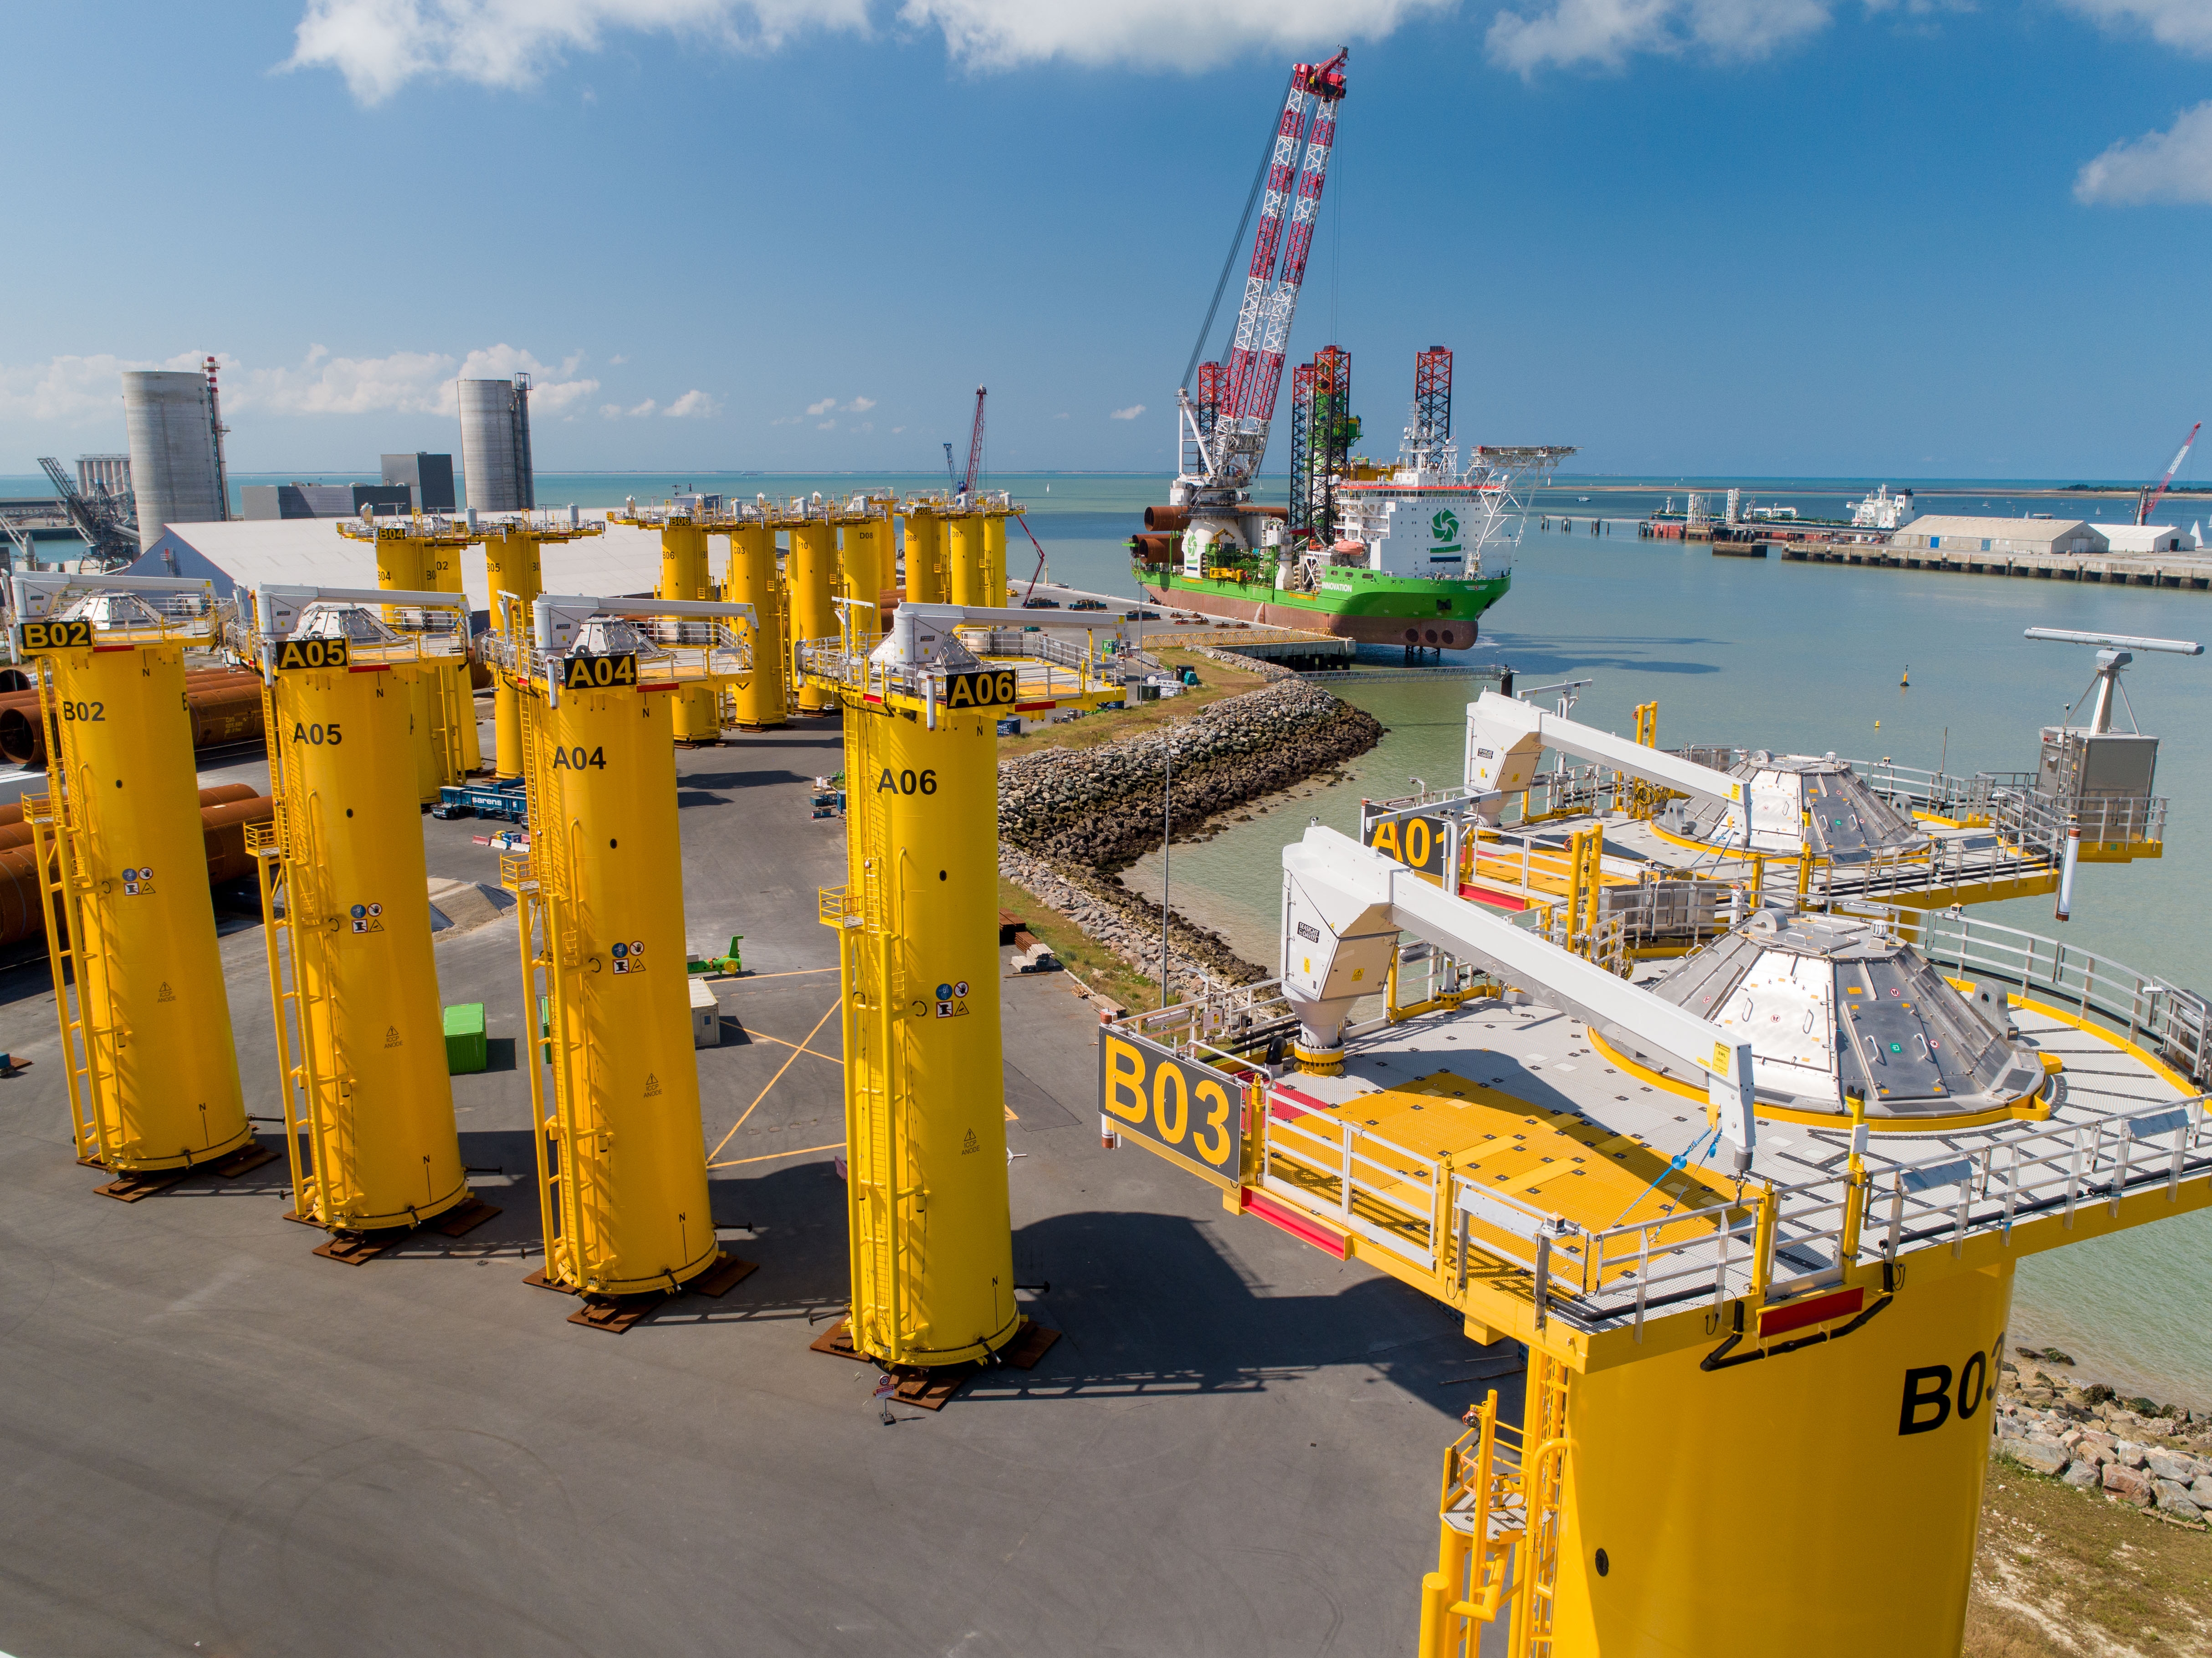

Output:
xmin=0 ymin=713 xmax=1518 ymax=1658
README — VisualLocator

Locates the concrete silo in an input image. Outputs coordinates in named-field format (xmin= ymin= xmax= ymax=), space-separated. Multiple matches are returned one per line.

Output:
xmin=123 ymin=360 xmax=229 ymax=553
xmin=458 ymin=374 xmax=535 ymax=512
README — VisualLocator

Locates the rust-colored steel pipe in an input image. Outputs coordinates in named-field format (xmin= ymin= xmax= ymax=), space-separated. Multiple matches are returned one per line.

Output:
xmin=0 ymin=792 xmax=274 ymax=947
xmin=0 ymin=669 xmax=266 ymax=767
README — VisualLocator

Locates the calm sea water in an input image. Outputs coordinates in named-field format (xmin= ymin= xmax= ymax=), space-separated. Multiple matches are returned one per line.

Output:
xmin=10 ymin=468 xmax=2206 ymax=1402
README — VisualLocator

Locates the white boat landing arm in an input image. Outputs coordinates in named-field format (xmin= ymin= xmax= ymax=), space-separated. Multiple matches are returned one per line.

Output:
xmin=1464 ymin=690 xmax=1776 ymax=832
xmin=1282 ymin=825 xmax=1756 ymax=1165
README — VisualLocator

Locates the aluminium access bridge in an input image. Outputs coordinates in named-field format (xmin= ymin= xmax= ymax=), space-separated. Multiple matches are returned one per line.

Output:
xmin=1356 ymin=631 xmax=2194 ymax=962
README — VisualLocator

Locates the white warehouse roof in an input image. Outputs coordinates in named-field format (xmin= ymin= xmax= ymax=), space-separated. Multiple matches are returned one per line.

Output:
xmin=129 ymin=517 xmax=672 ymax=612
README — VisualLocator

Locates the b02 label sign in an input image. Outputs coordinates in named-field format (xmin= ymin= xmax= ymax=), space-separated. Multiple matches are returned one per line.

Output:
xmin=15 ymin=619 xmax=93 ymax=653
xmin=1099 ymin=1030 xmax=1247 ymax=1190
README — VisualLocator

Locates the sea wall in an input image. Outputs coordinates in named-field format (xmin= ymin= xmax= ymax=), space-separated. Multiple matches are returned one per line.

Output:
xmin=999 ymin=677 xmax=1382 ymax=872
xmin=1994 ymin=1354 xmax=2212 ymax=1524
xmin=998 ymin=672 xmax=1383 ymax=1000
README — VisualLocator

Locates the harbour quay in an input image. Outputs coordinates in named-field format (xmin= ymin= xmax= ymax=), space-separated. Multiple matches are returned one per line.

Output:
xmin=1766 ymin=514 xmax=2212 ymax=588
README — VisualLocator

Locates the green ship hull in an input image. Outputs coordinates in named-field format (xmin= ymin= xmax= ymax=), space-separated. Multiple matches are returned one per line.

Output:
xmin=1132 ymin=565 xmax=1508 ymax=650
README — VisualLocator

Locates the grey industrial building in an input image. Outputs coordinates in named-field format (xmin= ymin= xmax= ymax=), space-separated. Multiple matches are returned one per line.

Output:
xmin=381 ymin=451 xmax=456 ymax=513
xmin=241 ymin=482 xmax=413 ymax=521
xmin=1887 ymin=516 xmax=2109 ymax=558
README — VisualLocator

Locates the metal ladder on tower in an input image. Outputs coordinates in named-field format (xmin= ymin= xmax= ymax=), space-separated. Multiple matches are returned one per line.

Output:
xmin=504 ymin=687 xmax=584 ymax=1286
xmin=247 ymin=670 xmax=343 ymax=1224
xmin=24 ymin=668 xmax=120 ymax=1167
xmin=1508 ymin=1354 xmax=1572 ymax=1658
xmin=846 ymin=706 xmax=909 ymax=1357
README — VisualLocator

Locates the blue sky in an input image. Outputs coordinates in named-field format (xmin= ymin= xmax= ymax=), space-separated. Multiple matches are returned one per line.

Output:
xmin=6 ymin=0 xmax=2210 ymax=480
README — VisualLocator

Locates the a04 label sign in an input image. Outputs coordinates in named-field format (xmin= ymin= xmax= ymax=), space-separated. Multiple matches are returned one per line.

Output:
xmin=1099 ymin=1030 xmax=1247 ymax=1189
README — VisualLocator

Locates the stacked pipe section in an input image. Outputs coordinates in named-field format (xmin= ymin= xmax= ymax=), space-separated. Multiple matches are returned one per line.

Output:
xmin=722 ymin=507 xmax=787 ymax=729
xmin=468 ymin=509 xmax=604 ymax=779
xmin=788 ymin=496 xmax=840 ymax=715
xmin=13 ymin=573 xmax=252 ymax=1180
xmin=0 ymin=665 xmax=264 ymax=768
xmin=246 ymin=587 xmax=476 ymax=1237
xmin=610 ymin=502 xmax=722 ymax=745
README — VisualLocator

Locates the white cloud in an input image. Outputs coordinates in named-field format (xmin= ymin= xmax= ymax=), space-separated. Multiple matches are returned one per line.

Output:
xmin=2058 ymin=0 xmax=2212 ymax=53
xmin=901 ymin=0 xmax=1448 ymax=70
xmin=1487 ymin=0 xmax=1830 ymax=72
xmin=287 ymin=0 xmax=1444 ymax=100
xmin=848 ymin=395 xmax=877 ymax=412
xmin=771 ymin=414 xmax=802 ymax=425
xmin=0 ymin=343 xmax=603 ymax=427
xmin=817 ymin=420 xmax=837 ymax=430
xmin=601 ymin=398 xmax=659 ymax=418
xmin=2076 ymin=102 xmax=2212 ymax=205
xmin=285 ymin=0 xmax=870 ymax=103
xmin=0 ymin=350 xmax=210 ymax=425
xmin=805 ymin=396 xmax=838 ymax=416
xmin=609 ymin=353 xmax=631 ymax=365
xmin=663 ymin=389 xmax=721 ymax=417
xmin=453 ymin=343 xmax=599 ymax=411
xmin=1110 ymin=404 xmax=1147 ymax=420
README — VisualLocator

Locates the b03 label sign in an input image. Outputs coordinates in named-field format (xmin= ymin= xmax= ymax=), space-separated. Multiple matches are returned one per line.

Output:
xmin=1099 ymin=1030 xmax=1246 ymax=1188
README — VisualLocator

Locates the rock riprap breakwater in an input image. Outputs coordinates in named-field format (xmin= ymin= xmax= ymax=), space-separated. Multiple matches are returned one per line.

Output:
xmin=1994 ymin=1361 xmax=2212 ymax=1524
xmin=997 ymin=675 xmax=1384 ymax=1000
xmin=999 ymin=678 xmax=1383 ymax=872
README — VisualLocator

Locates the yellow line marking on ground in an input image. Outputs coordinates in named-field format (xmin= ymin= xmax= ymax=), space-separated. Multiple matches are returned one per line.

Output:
xmin=743 ymin=1030 xmax=844 ymax=1065
xmin=710 ymin=1140 xmax=844 ymax=1170
xmin=706 ymin=1000 xmax=840 ymax=1164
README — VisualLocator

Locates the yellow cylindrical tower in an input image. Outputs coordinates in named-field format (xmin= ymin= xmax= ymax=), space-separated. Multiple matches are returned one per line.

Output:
xmin=525 ymin=674 xmax=719 ymax=1293
xmin=1544 ymin=1262 xmax=2012 ymax=1655
xmin=424 ymin=532 xmax=483 ymax=774
xmin=480 ymin=523 xmax=543 ymax=779
xmin=946 ymin=512 xmax=986 ymax=607
xmin=900 ymin=507 xmax=945 ymax=605
xmin=360 ymin=529 xmax=461 ymax=803
xmin=658 ymin=521 xmax=720 ymax=744
xmin=840 ymin=511 xmax=890 ymax=648
xmin=825 ymin=672 xmax=1019 ymax=1367
xmin=789 ymin=519 xmax=840 ymax=716
xmin=723 ymin=523 xmax=787 ymax=729
xmin=254 ymin=602 xmax=471 ymax=1233
xmin=26 ymin=619 xmax=251 ymax=1176
xmin=500 ymin=595 xmax=755 ymax=1305
xmin=982 ymin=508 xmax=1010 ymax=604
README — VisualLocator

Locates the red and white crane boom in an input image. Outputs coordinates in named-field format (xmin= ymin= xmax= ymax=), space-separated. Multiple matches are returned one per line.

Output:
xmin=1192 ymin=50 xmax=1347 ymax=491
xmin=2137 ymin=420 xmax=2199 ymax=526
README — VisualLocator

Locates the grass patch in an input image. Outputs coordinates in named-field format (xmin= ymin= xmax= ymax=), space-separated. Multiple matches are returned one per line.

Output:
xmin=996 ymin=648 xmax=1270 ymax=755
xmin=1972 ymin=1462 xmax=2212 ymax=1655
xmin=997 ymin=874 xmax=1160 ymax=1017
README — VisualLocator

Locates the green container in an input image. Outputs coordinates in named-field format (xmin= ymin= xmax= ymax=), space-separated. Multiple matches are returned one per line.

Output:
xmin=443 ymin=1003 xmax=488 ymax=1075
